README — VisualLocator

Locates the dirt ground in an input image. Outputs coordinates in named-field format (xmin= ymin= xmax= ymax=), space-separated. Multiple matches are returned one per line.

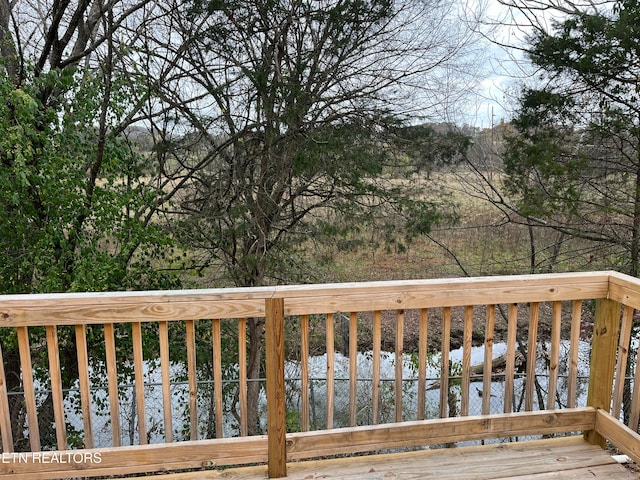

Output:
xmin=298 ymin=301 xmax=595 ymax=369
xmin=355 ymin=302 xmax=594 ymax=356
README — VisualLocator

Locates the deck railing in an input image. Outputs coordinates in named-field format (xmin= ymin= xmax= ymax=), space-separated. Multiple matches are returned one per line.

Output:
xmin=1 ymin=271 xmax=640 ymax=478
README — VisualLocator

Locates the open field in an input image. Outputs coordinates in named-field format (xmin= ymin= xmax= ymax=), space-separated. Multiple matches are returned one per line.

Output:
xmin=276 ymin=170 xmax=608 ymax=354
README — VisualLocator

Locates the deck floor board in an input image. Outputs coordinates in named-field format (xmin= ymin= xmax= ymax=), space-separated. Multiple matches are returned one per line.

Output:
xmin=132 ymin=436 xmax=639 ymax=479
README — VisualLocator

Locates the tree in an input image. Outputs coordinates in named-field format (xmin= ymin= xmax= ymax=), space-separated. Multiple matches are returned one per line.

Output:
xmin=501 ymin=0 xmax=640 ymax=277
xmin=136 ymin=0 xmax=481 ymax=434
xmin=0 ymin=0 xmax=184 ymax=449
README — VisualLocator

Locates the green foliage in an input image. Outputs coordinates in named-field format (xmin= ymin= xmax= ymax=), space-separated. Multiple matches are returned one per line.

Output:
xmin=504 ymin=0 xmax=640 ymax=275
xmin=393 ymin=124 xmax=470 ymax=175
xmin=0 ymin=66 xmax=177 ymax=294
xmin=0 ymin=63 xmax=180 ymax=448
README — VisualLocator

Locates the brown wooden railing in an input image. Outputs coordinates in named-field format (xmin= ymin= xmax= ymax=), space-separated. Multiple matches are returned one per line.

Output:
xmin=0 ymin=271 xmax=640 ymax=478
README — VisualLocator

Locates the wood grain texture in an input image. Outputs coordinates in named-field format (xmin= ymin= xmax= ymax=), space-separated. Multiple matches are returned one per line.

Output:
xmin=395 ymin=309 xmax=404 ymax=423
xmin=585 ymin=299 xmax=621 ymax=447
xmin=238 ymin=317 xmax=248 ymax=436
xmin=186 ymin=320 xmax=198 ymax=441
xmin=461 ymin=305 xmax=473 ymax=417
xmin=482 ymin=305 xmax=495 ymax=415
xmin=440 ymin=307 xmax=451 ymax=418
xmin=325 ymin=313 xmax=334 ymax=430
xmin=265 ymin=298 xmax=286 ymax=479
xmin=417 ymin=308 xmax=428 ymax=420
xmin=131 ymin=322 xmax=147 ymax=445
xmin=103 ymin=323 xmax=121 ymax=447
xmin=525 ymin=302 xmax=540 ymax=412
xmin=212 ymin=318 xmax=224 ymax=439
xmin=300 ymin=315 xmax=309 ymax=432
xmin=0 ymin=339 xmax=13 ymax=452
xmin=75 ymin=324 xmax=94 ymax=448
xmin=595 ymin=409 xmax=640 ymax=464
xmin=371 ymin=310 xmax=381 ymax=425
xmin=2 ymin=271 xmax=640 ymax=480
xmin=567 ymin=300 xmax=582 ymax=408
xmin=286 ymin=408 xmax=597 ymax=460
xmin=158 ymin=321 xmax=173 ymax=443
xmin=504 ymin=303 xmax=518 ymax=414
xmin=0 ymin=271 xmax=614 ymax=327
xmin=17 ymin=326 xmax=39 ymax=451
xmin=547 ymin=301 xmax=562 ymax=410
xmin=46 ymin=325 xmax=67 ymax=450
xmin=349 ymin=312 xmax=358 ymax=427
xmin=612 ymin=305 xmax=634 ymax=419
xmin=112 ymin=436 xmax=637 ymax=480
xmin=0 ymin=436 xmax=268 ymax=479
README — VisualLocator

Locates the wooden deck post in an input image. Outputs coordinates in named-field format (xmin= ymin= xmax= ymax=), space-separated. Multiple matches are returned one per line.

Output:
xmin=585 ymin=298 xmax=621 ymax=448
xmin=265 ymin=297 xmax=287 ymax=478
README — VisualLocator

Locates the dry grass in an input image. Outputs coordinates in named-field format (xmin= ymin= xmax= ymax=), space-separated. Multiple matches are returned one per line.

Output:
xmin=305 ymin=169 xmax=616 ymax=283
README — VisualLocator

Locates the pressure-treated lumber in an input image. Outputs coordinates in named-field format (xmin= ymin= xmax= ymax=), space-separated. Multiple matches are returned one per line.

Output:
xmin=16 ymin=326 xmax=39 ymax=451
xmin=585 ymin=298 xmax=621 ymax=447
xmin=0 ymin=436 xmax=268 ymax=479
xmin=0 ymin=339 xmax=13 ymax=452
xmin=286 ymin=408 xmax=596 ymax=460
xmin=595 ymin=409 xmax=640 ymax=465
xmin=75 ymin=324 xmax=94 ymax=448
xmin=117 ymin=436 xmax=639 ymax=480
xmin=265 ymin=298 xmax=286 ymax=479
xmin=0 ymin=271 xmax=612 ymax=326
xmin=46 ymin=325 xmax=67 ymax=450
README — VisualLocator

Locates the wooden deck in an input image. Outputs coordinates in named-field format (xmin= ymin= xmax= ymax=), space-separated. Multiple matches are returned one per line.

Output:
xmin=5 ymin=272 xmax=640 ymax=478
xmin=131 ymin=436 xmax=639 ymax=479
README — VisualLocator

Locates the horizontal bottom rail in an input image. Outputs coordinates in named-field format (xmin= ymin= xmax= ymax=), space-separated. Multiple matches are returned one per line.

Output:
xmin=0 ymin=435 xmax=268 ymax=479
xmin=286 ymin=407 xmax=597 ymax=460
xmin=0 ymin=408 xmax=597 ymax=479
xmin=595 ymin=409 xmax=640 ymax=464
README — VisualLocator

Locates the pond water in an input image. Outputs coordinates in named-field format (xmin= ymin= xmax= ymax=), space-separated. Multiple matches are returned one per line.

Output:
xmin=56 ymin=340 xmax=592 ymax=446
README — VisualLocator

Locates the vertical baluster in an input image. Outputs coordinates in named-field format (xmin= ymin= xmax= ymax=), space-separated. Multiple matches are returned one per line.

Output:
xmin=349 ymin=312 xmax=358 ymax=427
xmin=504 ymin=303 xmax=518 ymax=414
xmin=525 ymin=302 xmax=540 ymax=411
xmin=417 ymin=308 xmax=429 ymax=420
xmin=567 ymin=300 xmax=582 ymax=408
xmin=212 ymin=318 xmax=224 ymax=438
xmin=461 ymin=306 xmax=473 ymax=416
xmin=103 ymin=323 xmax=121 ymax=446
xmin=17 ymin=326 xmax=39 ymax=451
xmin=612 ymin=306 xmax=634 ymax=419
xmin=131 ymin=322 xmax=147 ymax=444
xmin=75 ymin=324 xmax=94 ymax=448
xmin=482 ymin=305 xmax=495 ymax=415
xmin=440 ymin=307 xmax=451 ymax=418
xmin=300 ymin=315 xmax=309 ymax=432
xmin=0 ymin=338 xmax=13 ymax=452
xmin=547 ymin=302 xmax=562 ymax=410
xmin=186 ymin=320 xmax=198 ymax=440
xmin=372 ymin=311 xmax=381 ymax=425
xmin=46 ymin=325 xmax=67 ymax=450
xmin=238 ymin=317 xmax=248 ymax=436
xmin=629 ymin=345 xmax=640 ymax=430
xmin=394 ymin=310 xmax=404 ymax=422
xmin=158 ymin=321 xmax=173 ymax=442
xmin=326 ymin=313 xmax=334 ymax=429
